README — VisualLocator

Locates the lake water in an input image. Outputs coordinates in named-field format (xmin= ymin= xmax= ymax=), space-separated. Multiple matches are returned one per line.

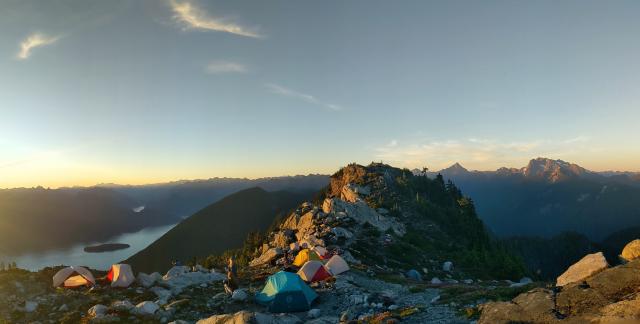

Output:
xmin=1 ymin=223 xmax=176 ymax=271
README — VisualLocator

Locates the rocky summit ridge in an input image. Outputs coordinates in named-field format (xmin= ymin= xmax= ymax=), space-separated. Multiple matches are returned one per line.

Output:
xmin=5 ymin=162 xmax=611 ymax=324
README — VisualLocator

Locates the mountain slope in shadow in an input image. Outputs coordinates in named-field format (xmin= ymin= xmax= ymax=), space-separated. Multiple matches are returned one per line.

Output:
xmin=125 ymin=187 xmax=312 ymax=273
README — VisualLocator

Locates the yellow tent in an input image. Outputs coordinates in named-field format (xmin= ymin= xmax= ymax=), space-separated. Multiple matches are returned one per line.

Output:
xmin=293 ymin=248 xmax=322 ymax=267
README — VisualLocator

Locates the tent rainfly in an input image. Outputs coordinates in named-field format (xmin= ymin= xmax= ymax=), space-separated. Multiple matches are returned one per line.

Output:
xmin=312 ymin=246 xmax=330 ymax=259
xmin=297 ymin=261 xmax=332 ymax=282
xmin=256 ymin=271 xmax=317 ymax=313
xmin=53 ymin=266 xmax=96 ymax=288
xmin=293 ymin=248 xmax=322 ymax=267
xmin=325 ymin=255 xmax=350 ymax=276
xmin=107 ymin=264 xmax=135 ymax=287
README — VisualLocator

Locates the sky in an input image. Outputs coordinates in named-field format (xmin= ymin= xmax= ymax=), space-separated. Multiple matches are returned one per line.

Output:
xmin=1 ymin=0 xmax=639 ymax=188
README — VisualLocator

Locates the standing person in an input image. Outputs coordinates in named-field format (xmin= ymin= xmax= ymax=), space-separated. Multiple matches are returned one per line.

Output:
xmin=224 ymin=256 xmax=238 ymax=294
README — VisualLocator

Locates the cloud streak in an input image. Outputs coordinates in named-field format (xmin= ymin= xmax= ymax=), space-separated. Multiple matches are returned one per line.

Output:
xmin=265 ymin=83 xmax=342 ymax=111
xmin=205 ymin=60 xmax=247 ymax=74
xmin=374 ymin=137 xmax=594 ymax=170
xmin=169 ymin=0 xmax=261 ymax=38
xmin=17 ymin=33 xmax=60 ymax=60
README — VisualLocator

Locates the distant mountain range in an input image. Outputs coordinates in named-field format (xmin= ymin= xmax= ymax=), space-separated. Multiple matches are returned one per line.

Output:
xmin=96 ymin=174 xmax=329 ymax=220
xmin=0 ymin=175 xmax=329 ymax=255
xmin=421 ymin=158 xmax=640 ymax=241
xmin=125 ymin=187 xmax=311 ymax=273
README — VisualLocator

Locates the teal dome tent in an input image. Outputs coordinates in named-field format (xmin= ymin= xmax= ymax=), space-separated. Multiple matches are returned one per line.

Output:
xmin=255 ymin=271 xmax=317 ymax=313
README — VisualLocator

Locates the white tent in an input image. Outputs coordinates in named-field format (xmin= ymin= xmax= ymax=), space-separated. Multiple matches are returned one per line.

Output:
xmin=53 ymin=266 xmax=96 ymax=288
xmin=107 ymin=264 xmax=135 ymax=288
xmin=313 ymin=246 xmax=329 ymax=259
xmin=325 ymin=255 xmax=350 ymax=276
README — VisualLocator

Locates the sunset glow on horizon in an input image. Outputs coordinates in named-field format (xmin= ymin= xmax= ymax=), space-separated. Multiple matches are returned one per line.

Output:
xmin=1 ymin=0 xmax=639 ymax=189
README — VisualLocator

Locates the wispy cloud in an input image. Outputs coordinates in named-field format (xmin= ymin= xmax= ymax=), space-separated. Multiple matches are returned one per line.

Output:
xmin=169 ymin=0 xmax=261 ymax=38
xmin=16 ymin=33 xmax=60 ymax=60
xmin=205 ymin=60 xmax=247 ymax=74
xmin=265 ymin=83 xmax=343 ymax=111
xmin=373 ymin=137 xmax=594 ymax=170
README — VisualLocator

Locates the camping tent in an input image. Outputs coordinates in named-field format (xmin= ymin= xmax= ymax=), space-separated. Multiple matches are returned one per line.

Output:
xmin=256 ymin=271 xmax=317 ymax=313
xmin=53 ymin=266 xmax=95 ymax=288
xmin=293 ymin=248 xmax=322 ymax=267
xmin=325 ymin=255 xmax=350 ymax=276
xmin=405 ymin=269 xmax=422 ymax=281
xmin=297 ymin=261 xmax=332 ymax=282
xmin=313 ymin=246 xmax=330 ymax=259
xmin=107 ymin=264 xmax=135 ymax=287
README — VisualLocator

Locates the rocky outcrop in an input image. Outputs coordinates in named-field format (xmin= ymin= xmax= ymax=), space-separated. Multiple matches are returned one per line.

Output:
xmin=556 ymin=252 xmax=608 ymax=286
xmin=196 ymin=311 xmax=302 ymax=324
xmin=249 ymin=248 xmax=282 ymax=267
xmin=621 ymin=239 xmax=640 ymax=262
xmin=323 ymin=197 xmax=405 ymax=236
xmin=340 ymin=183 xmax=370 ymax=203
xmin=480 ymin=247 xmax=640 ymax=324
xmin=479 ymin=289 xmax=557 ymax=324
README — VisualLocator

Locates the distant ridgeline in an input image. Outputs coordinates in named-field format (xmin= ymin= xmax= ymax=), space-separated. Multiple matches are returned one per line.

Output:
xmin=428 ymin=157 xmax=640 ymax=241
xmin=0 ymin=175 xmax=328 ymax=256
xmin=194 ymin=163 xmax=526 ymax=280
xmin=424 ymin=158 xmax=640 ymax=279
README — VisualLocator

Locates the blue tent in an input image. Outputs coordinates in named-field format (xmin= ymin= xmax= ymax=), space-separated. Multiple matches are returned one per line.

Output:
xmin=406 ymin=269 xmax=422 ymax=281
xmin=255 ymin=271 xmax=317 ymax=313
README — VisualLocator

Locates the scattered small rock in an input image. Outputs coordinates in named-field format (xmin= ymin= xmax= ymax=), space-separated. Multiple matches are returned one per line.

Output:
xmin=231 ymin=289 xmax=248 ymax=302
xmin=443 ymin=261 xmax=453 ymax=272
xmin=88 ymin=304 xmax=108 ymax=318
xmin=135 ymin=301 xmax=159 ymax=315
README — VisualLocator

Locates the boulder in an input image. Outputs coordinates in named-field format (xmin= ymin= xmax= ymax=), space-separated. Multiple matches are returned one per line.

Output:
xmin=307 ymin=309 xmax=321 ymax=319
xmin=442 ymin=261 xmax=453 ymax=272
xmin=88 ymin=304 xmax=108 ymax=318
xmin=322 ymin=199 xmax=333 ymax=214
xmin=249 ymin=248 xmax=282 ymax=267
xmin=272 ymin=232 xmax=290 ymax=249
xmin=163 ymin=266 xmax=190 ymax=281
xmin=149 ymin=286 xmax=172 ymax=301
xmin=294 ymin=211 xmax=315 ymax=240
xmin=332 ymin=227 xmax=353 ymax=239
xmin=479 ymin=289 xmax=558 ymax=324
xmin=197 ymin=310 xmax=253 ymax=324
xmin=255 ymin=312 xmax=302 ymax=324
xmin=481 ymin=259 xmax=640 ymax=323
xmin=430 ymin=277 xmax=442 ymax=284
xmin=111 ymin=300 xmax=134 ymax=311
xmin=137 ymin=272 xmax=156 ymax=288
xmin=24 ymin=301 xmax=38 ymax=313
xmin=332 ymin=199 xmax=405 ymax=236
xmin=300 ymin=235 xmax=325 ymax=248
xmin=620 ymin=239 xmax=640 ymax=262
xmin=135 ymin=301 xmax=159 ymax=315
xmin=162 ymin=270 xmax=226 ymax=293
xmin=556 ymin=252 xmax=608 ymax=286
xmin=341 ymin=183 xmax=370 ymax=202
xmin=231 ymin=289 xmax=248 ymax=302
xmin=280 ymin=213 xmax=299 ymax=231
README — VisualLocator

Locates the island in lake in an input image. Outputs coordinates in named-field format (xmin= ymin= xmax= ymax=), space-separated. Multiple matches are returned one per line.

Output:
xmin=84 ymin=243 xmax=130 ymax=253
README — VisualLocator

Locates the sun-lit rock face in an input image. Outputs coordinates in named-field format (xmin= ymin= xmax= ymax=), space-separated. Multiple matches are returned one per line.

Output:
xmin=480 ymin=242 xmax=640 ymax=324
xmin=556 ymin=252 xmax=608 ymax=287
xmin=620 ymin=239 xmax=640 ymax=262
